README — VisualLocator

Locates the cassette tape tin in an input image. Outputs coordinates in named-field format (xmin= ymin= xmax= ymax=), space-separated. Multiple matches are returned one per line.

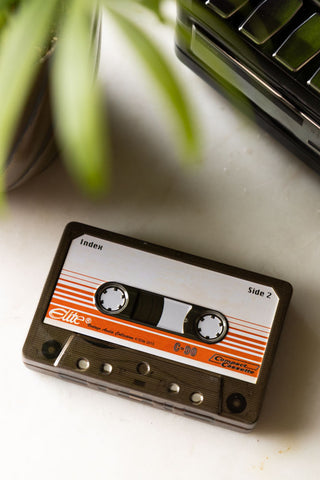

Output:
xmin=23 ymin=222 xmax=292 ymax=430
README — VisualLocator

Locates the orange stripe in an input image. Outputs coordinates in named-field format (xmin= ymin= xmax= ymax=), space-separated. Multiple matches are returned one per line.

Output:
xmin=46 ymin=303 xmax=261 ymax=372
xmin=54 ymin=289 xmax=94 ymax=305
xmin=57 ymin=278 xmax=98 ymax=291
xmin=55 ymin=281 xmax=268 ymax=358
xmin=47 ymin=296 xmax=263 ymax=365
xmin=60 ymin=273 xmax=100 ymax=286
xmin=200 ymin=342 xmax=262 ymax=364
xmin=227 ymin=330 xmax=267 ymax=347
xmin=229 ymin=325 xmax=268 ymax=340
xmin=225 ymin=334 xmax=265 ymax=351
xmin=62 ymin=268 xmax=106 ymax=284
xmin=56 ymin=282 xmax=95 ymax=298
xmin=59 ymin=273 xmax=269 ymax=344
xmin=228 ymin=315 xmax=271 ymax=330
xmin=60 ymin=272 xmax=269 ymax=341
xmin=223 ymin=339 xmax=264 ymax=355
xmin=229 ymin=320 xmax=269 ymax=335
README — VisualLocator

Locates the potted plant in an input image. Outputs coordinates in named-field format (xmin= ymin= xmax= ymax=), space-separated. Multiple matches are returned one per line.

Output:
xmin=0 ymin=0 xmax=198 ymax=195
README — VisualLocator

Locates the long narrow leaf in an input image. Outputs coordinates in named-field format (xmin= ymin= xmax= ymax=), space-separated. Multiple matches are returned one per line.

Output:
xmin=0 ymin=0 xmax=18 ymax=10
xmin=138 ymin=1 xmax=165 ymax=22
xmin=103 ymin=1 xmax=200 ymax=161
xmin=52 ymin=0 xmax=109 ymax=196
xmin=0 ymin=0 xmax=60 ymax=188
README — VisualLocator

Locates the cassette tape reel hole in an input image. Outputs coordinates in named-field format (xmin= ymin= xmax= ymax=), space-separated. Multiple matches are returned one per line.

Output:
xmin=41 ymin=340 xmax=62 ymax=360
xmin=95 ymin=282 xmax=129 ymax=314
xmin=226 ymin=393 xmax=247 ymax=414
xmin=196 ymin=311 xmax=228 ymax=343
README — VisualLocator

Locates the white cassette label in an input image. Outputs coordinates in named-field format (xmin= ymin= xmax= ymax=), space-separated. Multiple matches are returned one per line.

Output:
xmin=44 ymin=234 xmax=280 ymax=384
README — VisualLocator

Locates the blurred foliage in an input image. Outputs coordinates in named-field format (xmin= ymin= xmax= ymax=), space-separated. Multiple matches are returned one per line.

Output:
xmin=0 ymin=0 xmax=199 ymax=196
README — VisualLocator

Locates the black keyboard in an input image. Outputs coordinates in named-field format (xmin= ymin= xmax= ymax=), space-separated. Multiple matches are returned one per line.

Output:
xmin=176 ymin=0 xmax=320 ymax=173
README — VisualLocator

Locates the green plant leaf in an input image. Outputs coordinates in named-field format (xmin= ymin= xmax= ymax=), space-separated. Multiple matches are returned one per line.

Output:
xmin=0 ymin=0 xmax=60 ymax=191
xmin=138 ymin=0 xmax=165 ymax=22
xmin=0 ymin=0 xmax=17 ymax=10
xmin=51 ymin=0 xmax=110 ymax=196
xmin=103 ymin=0 xmax=200 ymax=162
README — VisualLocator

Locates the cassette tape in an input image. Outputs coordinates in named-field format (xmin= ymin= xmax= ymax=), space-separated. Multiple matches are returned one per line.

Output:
xmin=23 ymin=222 xmax=292 ymax=431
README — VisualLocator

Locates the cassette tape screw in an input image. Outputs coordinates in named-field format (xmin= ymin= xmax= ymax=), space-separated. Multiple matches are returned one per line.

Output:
xmin=168 ymin=383 xmax=180 ymax=394
xmin=137 ymin=362 xmax=151 ymax=375
xmin=77 ymin=358 xmax=90 ymax=370
xmin=190 ymin=392 xmax=204 ymax=405
xmin=102 ymin=363 xmax=113 ymax=375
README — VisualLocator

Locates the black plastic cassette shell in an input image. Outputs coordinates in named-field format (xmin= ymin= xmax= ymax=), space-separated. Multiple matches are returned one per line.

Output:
xmin=23 ymin=222 xmax=292 ymax=431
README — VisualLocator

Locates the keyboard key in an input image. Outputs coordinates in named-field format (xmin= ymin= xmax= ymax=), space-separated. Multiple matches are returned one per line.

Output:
xmin=239 ymin=0 xmax=303 ymax=45
xmin=309 ymin=68 xmax=320 ymax=93
xmin=274 ymin=14 xmax=320 ymax=71
xmin=206 ymin=0 xmax=248 ymax=19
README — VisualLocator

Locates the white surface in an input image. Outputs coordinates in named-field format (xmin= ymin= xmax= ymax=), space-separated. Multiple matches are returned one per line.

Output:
xmin=1 ymin=8 xmax=320 ymax=480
